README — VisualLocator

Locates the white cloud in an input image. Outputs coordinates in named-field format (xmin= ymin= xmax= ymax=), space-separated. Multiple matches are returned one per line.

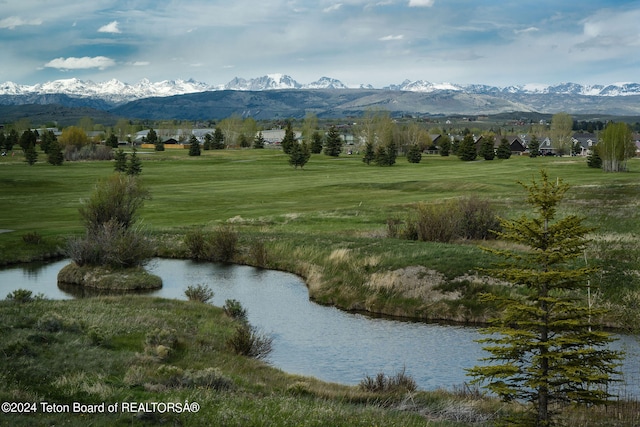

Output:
xmin=408 ymin=0 xmax=434 ymax=7
xmin=514 ymin=26 xmax=539 ymax=35
xmin=45 ymin=56 xmax=116 ymax=70
xmin=379 ymin=34 xmax=404 ymax=41
xmin=323 ymin=4 xmax=342 ymax=12
xmin=0 ymin=16 xmax=42 ymax=29
xmin=98 ymin=20 xmax=121 ymax=33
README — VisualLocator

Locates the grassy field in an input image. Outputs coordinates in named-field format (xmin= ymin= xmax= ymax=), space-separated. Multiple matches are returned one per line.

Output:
xmin=2 ymin=148 xmax=640 ymax=323
xmin=2 ymin=148 xmax=640 ymax=425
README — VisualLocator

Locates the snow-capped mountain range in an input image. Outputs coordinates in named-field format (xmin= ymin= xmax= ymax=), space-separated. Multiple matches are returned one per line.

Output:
xmin=1 ymin=74 xmax=640 ymax=106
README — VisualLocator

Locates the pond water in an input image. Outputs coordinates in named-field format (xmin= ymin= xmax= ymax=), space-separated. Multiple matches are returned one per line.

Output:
xmin=2 ymin=258 xmax=639 ymax=397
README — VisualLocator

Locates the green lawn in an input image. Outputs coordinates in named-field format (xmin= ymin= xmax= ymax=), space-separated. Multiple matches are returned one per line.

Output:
xmin=2 ymin=148 xmax=640 ymax=323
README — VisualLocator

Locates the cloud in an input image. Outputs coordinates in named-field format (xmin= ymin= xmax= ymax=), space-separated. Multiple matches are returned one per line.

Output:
xmin=408 ymin=0 xmax=434 ymax=7
xmin=0 ymin=16 xmax=43 ymax=29
xmin=45 ymin=56 xmax=116 ymax=70
xmin=323 ymin=4 xmax=342 ymax=12
xmin=514 ymin=26 xmax=539 ymax=35
xmin=379 ymin=34 xmax=404 ymax=41
xmin=98 ymin=21 xmax=121 ymax=34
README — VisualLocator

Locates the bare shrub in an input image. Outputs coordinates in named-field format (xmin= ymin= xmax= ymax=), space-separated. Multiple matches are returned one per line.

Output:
xmin=457 ymin=196 xmax=501 ymax=240
xmin=400 ymin=197 xmax=500 ymax=243
xmin=226 ymin=324 xmax=273 ymax=360
xmin=65 ymin=220 xmax=154 ymax=268
xmin=64 ymin=144 xmax=113 ymax=161
xmin=412 ymin=201 xmax=461 ymax=243
xmin=184 ymin=284 xmax=214 ymax=303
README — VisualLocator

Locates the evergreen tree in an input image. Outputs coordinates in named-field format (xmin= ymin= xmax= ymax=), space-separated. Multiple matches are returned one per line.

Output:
xmin=238 ymin=133 xmax=250 ymax=148
xmin=5 ymin=129 xmax=18 ymax=151
xmin=479 ymin=135 xmax=495 ymax=160
xmin=362 ymin=141 xmax=375 ymax=165
xmin=496 ymin=137 xmax=512 ymax=159
xmin=374 ymin=139 xmax=397 ymax=166
xmin=155 ymin=137 xmax=165 ymax=152
xmin=528 ymin=135 xmax=541 ymax=158
xmin=114 ymin=149 xmax=128 ymax=172
xmin=407 ymin=144 xmax=422 ymax=163
xmin=203 ymin=133 xmax=213 ymax=150
xmin=310 ymin=131 xmax=323 ymax=154
xmin=281 ymin=121 xmax=296 ymax=154
xmin=19 ymin=130 xmax=37 ymax=152
xmin=188 ymin=135 xmax=201 ymax=156
xmin=458 ymin=134 xmax=477 ymax=161
xmin=127 ymin=148 xmax=142 ymax=176
xmin=213 ymin=128 xmax=225 ymax=149
xmin=587 ymin=148 xmax=602 ymax=169
xmin=106 ymin=133 xmax=119 ymax=148
xmin=451 ymin=137 xmax=460 ymax=156
xmin=145 ymin=128 xmax=158 ymax=145
xmin=439 ymin=135 xmax=451 ymax=156
xmin=468 ymin=171 xmax=622 ymax=427
xmin=0 ymin=131 xmax=5 ymax=152
xmin=40 ymin=130 xmax=57 ymax=154
xmin=24 ymin=143 xmax=38 ymax=165
xmin=47 ymin=140 xmax=64 ymax=166
xmin=288 ymin=141 xmax=310 ymax=169
xmin=253 ymin=131 xmax=265 ymax=149
xmin=323 ymin=125 xmax=343 ymax=157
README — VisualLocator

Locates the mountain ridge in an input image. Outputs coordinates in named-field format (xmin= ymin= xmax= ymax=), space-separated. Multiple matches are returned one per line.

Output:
xmin=2 ymin=74 xmax=640 ymax=107
xmin=2 ymin=74 xmax=640 ymax=121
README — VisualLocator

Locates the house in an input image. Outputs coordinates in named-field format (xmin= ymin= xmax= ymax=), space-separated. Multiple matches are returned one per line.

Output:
xmin=538 ymin=137 xmax=554 ymax=156
xmin=474 ymin=135 xmax=527 ymax=155
xmin=571 ymin=133 xmax=598 ymax=156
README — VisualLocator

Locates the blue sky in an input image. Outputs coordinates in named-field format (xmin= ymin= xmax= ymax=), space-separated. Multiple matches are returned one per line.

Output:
xmin=1 ymin=0 xmax=639 ymax=87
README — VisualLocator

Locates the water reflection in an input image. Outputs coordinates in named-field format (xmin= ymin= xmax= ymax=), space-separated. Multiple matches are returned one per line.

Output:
xmin=1 ymin=258 xmax=639 ymax=396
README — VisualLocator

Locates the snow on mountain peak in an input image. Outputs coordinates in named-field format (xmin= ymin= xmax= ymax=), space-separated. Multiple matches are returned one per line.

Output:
xmin=1 ymin=76 xmax=639 ymax=105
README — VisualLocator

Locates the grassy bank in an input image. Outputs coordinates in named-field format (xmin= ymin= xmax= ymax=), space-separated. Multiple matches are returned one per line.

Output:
xmin=0 ymin=296 xmax=498 ymax=426
xmin=2 ymin=148 xmax=640 ymax=327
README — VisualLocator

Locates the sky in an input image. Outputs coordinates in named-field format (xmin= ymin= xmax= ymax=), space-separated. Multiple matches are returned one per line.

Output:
xmin=1 ymin=0 xmax=639 ymax=88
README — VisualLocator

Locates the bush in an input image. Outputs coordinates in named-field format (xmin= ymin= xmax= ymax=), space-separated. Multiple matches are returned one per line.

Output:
xmin=408 ymin=201 xmax=460 ymax=243
xmin=22 ymin=231 xmax=43 ymax=245
xmin=64 ymin=144 xmax=113 ymax=161
xmin=223 ymin=299 xmax=248 ymax=322
xmin=184 ymin=226 xmax=238 ymax=262
xmin=457 ymin=196 xmax=501 ymax=240
xmin=211 ymin=225 xmax=238 ymax=262
xmin=5 ymin=288 xmax=42 ymax=303
xmin=65 ymin=221 xmax=154 ymax=268
xmin=359 ymin=368 xmax=417 ymax=394
xmin=401 ymin=197 xmax=500 ymax=243
xmin=184 ymin=229 xmax=207 ymax=260
xmin=226 ymin=324 xmax=273 ymax=360
xmin=184 ymin=284 xmax=214 ymax=303
xmin=79 ymin=174 xmax=150 ymax=234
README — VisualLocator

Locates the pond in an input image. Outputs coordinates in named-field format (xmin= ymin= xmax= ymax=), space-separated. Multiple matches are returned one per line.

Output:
xmin=2 ymin=258 xmax=639 ymax=397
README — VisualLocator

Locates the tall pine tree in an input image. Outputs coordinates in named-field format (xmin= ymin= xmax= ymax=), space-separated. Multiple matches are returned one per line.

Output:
xmin=323 ymin=125 xmax=343 ymax=157
xmin=468 ymin=170 xmax=622 ymax=427
xmin=458 ymin=134 xmax=477 ymax=161
xmin=281 ymin=121 xmax=296 ymax=154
